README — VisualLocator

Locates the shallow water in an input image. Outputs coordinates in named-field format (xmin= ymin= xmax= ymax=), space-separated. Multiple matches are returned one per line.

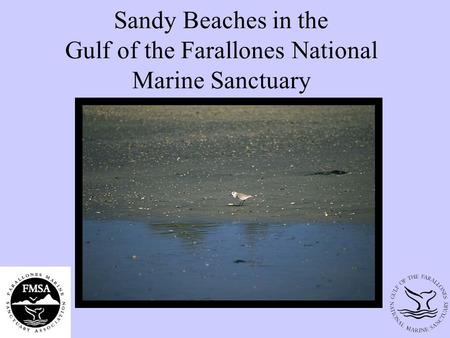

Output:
xmin=83 ymin=220 xmax=374 ymax=300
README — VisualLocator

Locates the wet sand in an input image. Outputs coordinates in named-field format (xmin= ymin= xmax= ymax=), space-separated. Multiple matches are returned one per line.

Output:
xmin=82 ymin=105 xmax=376 ymax=300
xmin=83 ymin=105 xmax=375 ymax=225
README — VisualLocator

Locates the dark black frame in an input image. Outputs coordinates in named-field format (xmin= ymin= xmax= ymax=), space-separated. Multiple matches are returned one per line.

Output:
xmin=75 ymin=97 xmax=382 ymax=308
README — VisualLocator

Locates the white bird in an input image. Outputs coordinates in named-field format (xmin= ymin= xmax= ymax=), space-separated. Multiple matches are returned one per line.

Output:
xmin=231 ymin=191 xmax=254 ymax=206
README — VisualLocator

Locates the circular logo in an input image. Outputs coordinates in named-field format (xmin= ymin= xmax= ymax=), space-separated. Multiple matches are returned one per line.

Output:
xmin=6 ymin=273 xmax=66 ymax=332
xmin=390 ymin=274 xmax=448 ymax=333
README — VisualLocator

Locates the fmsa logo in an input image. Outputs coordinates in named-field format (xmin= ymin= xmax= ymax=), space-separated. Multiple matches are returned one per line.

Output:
xmin=22 ymin=284 xmax=51 ymax=293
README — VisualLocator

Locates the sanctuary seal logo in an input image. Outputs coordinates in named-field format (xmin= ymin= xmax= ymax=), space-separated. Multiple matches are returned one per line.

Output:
xmin=4 ymin=272 xmax=67 ymax=333
xmin=390 ymin=274 xmax=448 ymax=333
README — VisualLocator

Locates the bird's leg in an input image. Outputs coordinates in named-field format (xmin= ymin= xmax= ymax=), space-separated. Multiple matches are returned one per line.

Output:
xmin=241 ymin=200 xmax=245 ymax=206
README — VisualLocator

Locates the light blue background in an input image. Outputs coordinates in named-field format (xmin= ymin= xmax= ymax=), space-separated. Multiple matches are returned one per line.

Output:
xmin=1 ymin=0 xmax=449 ymax=337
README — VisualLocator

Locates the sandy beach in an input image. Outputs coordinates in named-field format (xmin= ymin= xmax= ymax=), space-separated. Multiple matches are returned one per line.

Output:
xmin=83 ymin=105 xmax=375 ymax=225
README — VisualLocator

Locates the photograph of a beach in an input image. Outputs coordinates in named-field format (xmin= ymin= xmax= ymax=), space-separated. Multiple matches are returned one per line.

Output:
xmin=79 ymin=100 xmax=380 ymax=304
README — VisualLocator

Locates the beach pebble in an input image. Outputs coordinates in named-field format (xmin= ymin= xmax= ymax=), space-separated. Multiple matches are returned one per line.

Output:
xmin=290 ymin=202 xmax=296 ymax=205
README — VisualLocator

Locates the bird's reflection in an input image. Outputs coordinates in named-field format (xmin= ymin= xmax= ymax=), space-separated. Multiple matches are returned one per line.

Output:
xmin=147 ymin=222 xmax=271 ymax=251
xmin=148 ymin=223 xmax=216 ymax=249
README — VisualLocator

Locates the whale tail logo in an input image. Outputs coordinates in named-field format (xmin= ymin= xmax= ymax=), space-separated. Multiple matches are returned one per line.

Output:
xmin=398 ymin=287 xmax=438 ymax=319
xmin=23 ymin=306 xmax=48 ymax=326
